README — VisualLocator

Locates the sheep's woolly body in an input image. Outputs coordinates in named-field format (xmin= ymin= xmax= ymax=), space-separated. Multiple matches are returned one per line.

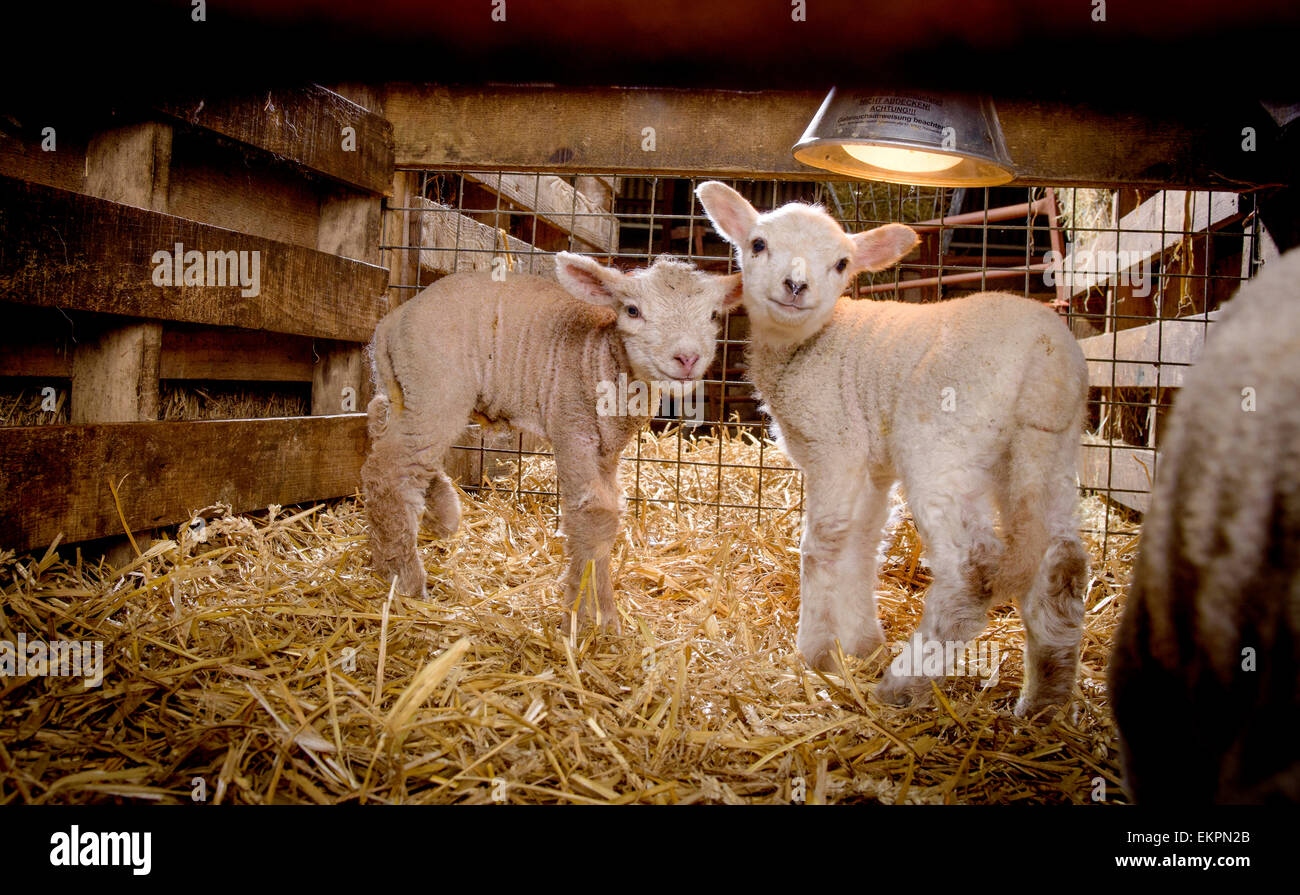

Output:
xmin=749 ymin=293 xmax=1085 ymax=465
xmin=1110 ymin=247 xmax=1300 ymax=803
xmin=696 ymin=181 xmax=1089 ymax=718
xmin=372 ymin=273 xmax=642 ymax=449
xmin=361 ymin=257 xmax=740 ymax=630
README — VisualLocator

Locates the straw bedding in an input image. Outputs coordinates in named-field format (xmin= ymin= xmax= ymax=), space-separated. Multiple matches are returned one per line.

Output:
xmin=0 ymin=426 xmax=1137 ymax=804
xmin=1 ymin=382 xmax=309 ymax=427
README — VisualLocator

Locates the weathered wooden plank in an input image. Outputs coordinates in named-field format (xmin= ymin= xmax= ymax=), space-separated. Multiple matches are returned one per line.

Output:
xmin=385 ymin=170 xmax=423 ymax=306
xmin=385 ymin=85 xmax=1277 ymax=189
xmin=85 ymin=122 xmax=172 ymax=211
xmin=0 ymin=114 xmax=333 ymax=251
xmin=3 ymin=323 xmax=321 ymax=384
xmin=155 ymin=86 xmax=394 ymax=195
xmin=328 ymin=83 xmax=386 ymax=117
xmin=0 ymin=415 xmax=367 ymax=550
xmin=0 ymin=341 xmax=71 ymax=378
xmin=313 ymin=187 xmax=378 ymax=414
xmin=311 ymin=339 xmax=368 ymax=415
xmin=70 ymin=322 xmax=162 ymax=423
xmin=0 ymin=111 xmax=359 ymax=250
xmin=575 ymin=175 xmax=618 ymax=213
xmin=1242 ymin=220 xmax=1283 ymax=278
xmin=996 ymin=100 xmax=1272 ymax=191
xmin=166 ymin=130 xmax=325 ymax=250
xmin=71 ymin=123 xmax=171 ymax=425
xmin=1061 ymin=191 xmax=1241 ymax=297
xmin=386 ymin=86 xmax=819 ymax=178
xmin=1079 ymin=440 xmax=1156 ymax=514
xmin=466 ymin=173 xmax=618 ymax=253
xmin=1078 ymin=310 xmax=1222 ymax=388
xmin=0 ymin=117 xmax=92 ymax=195
xmin=0 ymin=175 xmax=389 ymax=341
xmin=318 ymin=190 xmax=383 ymax=265
xmin=159 ymin=327 xmax=315 ymax=381
xmin=0 ymin=306 xmax=75 ymax=378
xmin=415 ymin=197 xmax=557 ymax=278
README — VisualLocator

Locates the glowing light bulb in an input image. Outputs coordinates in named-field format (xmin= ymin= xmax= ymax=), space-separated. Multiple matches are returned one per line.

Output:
xmin=843 ymin=143 xmax=964 ymax=174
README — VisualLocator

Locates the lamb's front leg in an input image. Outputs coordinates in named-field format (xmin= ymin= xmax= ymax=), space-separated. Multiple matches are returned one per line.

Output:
xmin=555 ymin=443 xmax=622 ymax=635
xmin=797 ymin=470 xmax=886 ymax=671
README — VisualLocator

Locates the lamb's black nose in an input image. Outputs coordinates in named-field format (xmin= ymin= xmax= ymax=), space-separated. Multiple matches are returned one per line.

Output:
xmin=784 ymin=278 xmax=807 ymax=297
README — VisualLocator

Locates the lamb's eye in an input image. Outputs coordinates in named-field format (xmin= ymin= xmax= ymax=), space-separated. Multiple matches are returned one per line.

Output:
xmin=711 ymin=310 xmax=720 ymax=322
xmin=751 ymin=238 xmax=766 ymax=254
xmin=625 ymin=305 xmax=640 ymax=318
xmin=835 ymin=258 xmax=849 ymax=273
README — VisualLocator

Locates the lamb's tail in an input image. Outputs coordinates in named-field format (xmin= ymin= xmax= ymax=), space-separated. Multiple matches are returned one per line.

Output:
xmin=367 ymin=394 xmax=391 ymax=440
xmin=1013 ymin=322 xmax=1087 ymax=436
xmin=368 ymin=320 xmax=392 ymax=395
xmin=366 ymin=319 xmax=402 ymax=440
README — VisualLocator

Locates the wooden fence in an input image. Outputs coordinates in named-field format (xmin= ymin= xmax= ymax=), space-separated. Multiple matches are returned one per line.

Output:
xmin=0 ymin=86 xmax=392 ymax=551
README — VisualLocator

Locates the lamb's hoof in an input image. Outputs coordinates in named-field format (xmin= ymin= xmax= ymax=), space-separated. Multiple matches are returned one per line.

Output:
xmin=799 ymin=646 xmax=838 ymax=673
xmin=378 ymin=558 xmax=427 ymax=602
xmin=845 ymin=635 xmax=887 ymax=666
xmin=1013 ymin=693 xmax=1071 ymax=721
xmin=558 ymin=606 xmax=621 ymax=637
xmin=371 ymin=567 xmax=421 ymax=601
xmin=799 ymin=636 xmax=880 ymax=674
xmin=874 ymin=671 xmax=933 ymax=709
xmin=558 ymin=611 xmax=582 ymax=638
xmin=422 ymin=513 xmax=460 ymax=539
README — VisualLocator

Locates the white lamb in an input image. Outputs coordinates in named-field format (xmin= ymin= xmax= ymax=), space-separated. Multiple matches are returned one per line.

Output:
xmin=697 ymin=182 xmax=1089 ymax=717
xmin=361 ymin=254 xmax=742 ymax=631
xmin=1109 ymin=247 xmax=1300 ymax=803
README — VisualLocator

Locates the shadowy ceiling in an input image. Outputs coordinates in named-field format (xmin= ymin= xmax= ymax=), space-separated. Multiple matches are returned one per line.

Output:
xmin=7 ymin=0 xmax=1300 ymax=103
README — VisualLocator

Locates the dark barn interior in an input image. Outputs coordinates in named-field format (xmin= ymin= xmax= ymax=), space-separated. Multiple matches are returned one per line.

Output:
xmin=0 ymin=0 xmax=1297 ymax=835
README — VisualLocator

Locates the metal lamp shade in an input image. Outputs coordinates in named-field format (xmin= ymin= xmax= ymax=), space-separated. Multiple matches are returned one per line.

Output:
xmin=793 ymin=89 xmax=1016 ymax=187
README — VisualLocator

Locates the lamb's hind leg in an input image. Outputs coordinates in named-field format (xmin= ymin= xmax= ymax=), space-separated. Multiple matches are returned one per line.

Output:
xmin=876 ymin=474 xmax=1003 ymax=707
xmin=424 ymin=472 xmax=462 ymax=538
xmin=361 ymin=395 xmax=460 ymax=599
xmin=797 ymin=467 xmax=885 ymax=671
xmin=1005 ymin=451 xmax=1088 ymax=718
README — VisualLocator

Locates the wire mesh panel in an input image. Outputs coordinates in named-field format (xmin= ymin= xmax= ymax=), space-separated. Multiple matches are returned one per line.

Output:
xmin=1060 ymin=187 xmax=1265 ymax=557
xmin=381 ymin=169 xmax=1266 ymax=558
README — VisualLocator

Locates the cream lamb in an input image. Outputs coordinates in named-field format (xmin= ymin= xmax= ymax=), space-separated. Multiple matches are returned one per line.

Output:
xmin=698 ymin=181 xmax=1088 ymax=717
xmin=362 ymin=254 xmax=742 ymax=631
xmin=1109 ymin=248 xmax=1300 ymax=803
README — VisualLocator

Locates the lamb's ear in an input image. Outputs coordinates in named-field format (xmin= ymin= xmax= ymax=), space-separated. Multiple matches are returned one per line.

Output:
xmin=850 ymin=223 xmax=919 ymax=273
xmin=696 ymin=181 xmax=759 ymax=246
xmin=555 ymin=251 xmax=624 ymax=306
xmin=718 ymin=273 xmax=745 ymax=311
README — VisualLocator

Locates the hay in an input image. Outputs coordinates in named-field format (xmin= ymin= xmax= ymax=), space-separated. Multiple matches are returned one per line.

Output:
xmin=0 ymin=382 xmax=70 ymax=426
xmin=157 ymin=382 xmax=309 ymax=421
xmin=0 ymin=427 xmax=1134 ymax=804
xmin=1057 ymin=188 xmax=1115 ymax=237
xmin=0 ymin=382 xmax=309 ymax=427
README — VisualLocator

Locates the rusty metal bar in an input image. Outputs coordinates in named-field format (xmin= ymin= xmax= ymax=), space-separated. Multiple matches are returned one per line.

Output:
xmin=856 ymin=263 xmax=1051 ymax=295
